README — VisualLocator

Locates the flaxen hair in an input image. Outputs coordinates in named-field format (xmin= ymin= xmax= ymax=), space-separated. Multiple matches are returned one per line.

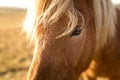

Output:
xmin=23 ymin=0 xmax=116 ymax=49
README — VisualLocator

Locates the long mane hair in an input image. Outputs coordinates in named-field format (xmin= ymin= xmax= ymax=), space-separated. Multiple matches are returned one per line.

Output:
xmin=23 ymin=0 xmax=116 ymax=49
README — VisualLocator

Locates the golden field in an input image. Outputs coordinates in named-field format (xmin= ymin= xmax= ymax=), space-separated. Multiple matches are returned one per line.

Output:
xmin=0 ymin=7 xmax=33 ymax=80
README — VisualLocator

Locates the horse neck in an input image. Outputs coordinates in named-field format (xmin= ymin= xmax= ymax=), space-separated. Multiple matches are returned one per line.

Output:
xmin=95 ymin=8 xmax=120 ymax=59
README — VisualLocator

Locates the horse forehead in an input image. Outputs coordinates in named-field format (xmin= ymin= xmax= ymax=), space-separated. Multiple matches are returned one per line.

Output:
xmin=73 ymin=0 xmax=92 ymax=23
xmin=43 ymin=0 xmax=91 ymax=37
xmin=47 ymin=16 xmax=69 ymax=35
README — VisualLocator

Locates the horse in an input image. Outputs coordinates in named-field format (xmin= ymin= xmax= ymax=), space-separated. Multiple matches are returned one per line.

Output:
xmin=23 ymin=0 xmax=118 ymax=80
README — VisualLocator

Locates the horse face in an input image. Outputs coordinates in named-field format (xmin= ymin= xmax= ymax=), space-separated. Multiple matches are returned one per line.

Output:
xmin=28 ymin=0 xmax=96 ymax=80
xmin=33 ymin=14 xmax=95 ymax=80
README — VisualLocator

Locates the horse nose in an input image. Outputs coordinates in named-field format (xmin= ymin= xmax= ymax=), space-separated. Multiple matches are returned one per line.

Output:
xmin=34 ymin=41 xmax=70 ymax=80
xmin=33 ymin=49 xmax=66 ymax=80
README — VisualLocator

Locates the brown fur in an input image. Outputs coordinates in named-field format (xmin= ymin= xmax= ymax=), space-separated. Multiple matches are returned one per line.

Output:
xmin=82 ymin=8 xmax=120 ymax=80
xmin=25 ymin=0 xmax=119 ymax=80
xmin=26 ymin=0 xmax=96 ymax=80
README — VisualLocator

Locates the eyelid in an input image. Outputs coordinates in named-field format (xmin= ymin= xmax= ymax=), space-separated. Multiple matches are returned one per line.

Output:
xmin=75 ymin=25 xmax=83 ymax=30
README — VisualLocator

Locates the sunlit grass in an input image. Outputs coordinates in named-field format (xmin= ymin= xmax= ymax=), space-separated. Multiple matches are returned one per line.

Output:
xmin=0 ymin=8 xmax=33 ymax=80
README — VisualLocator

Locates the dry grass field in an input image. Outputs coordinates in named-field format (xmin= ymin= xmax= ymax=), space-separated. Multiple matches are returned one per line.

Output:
xmin=0 ymin=7 xmax=33 ymax=80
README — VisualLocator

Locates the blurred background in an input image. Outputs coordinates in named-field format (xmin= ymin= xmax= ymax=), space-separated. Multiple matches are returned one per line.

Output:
xmin=0 ymin=0 xmax=33 ymax=80
xmin=0 ymin=0 xmax=120 ymax=80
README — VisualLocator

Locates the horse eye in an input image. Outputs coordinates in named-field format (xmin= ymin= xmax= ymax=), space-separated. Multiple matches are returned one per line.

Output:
xmin=70 ymin=25 xmax=82 ymax=37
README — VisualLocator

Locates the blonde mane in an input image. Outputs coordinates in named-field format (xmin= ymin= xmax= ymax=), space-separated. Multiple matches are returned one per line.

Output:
xmin=93 ymin=0 xmax=116 ymax=49
xmin=23 ymin=0 xmax=84 ymax=41
xmin=23 ymin=0 xmax=116 ymax=49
